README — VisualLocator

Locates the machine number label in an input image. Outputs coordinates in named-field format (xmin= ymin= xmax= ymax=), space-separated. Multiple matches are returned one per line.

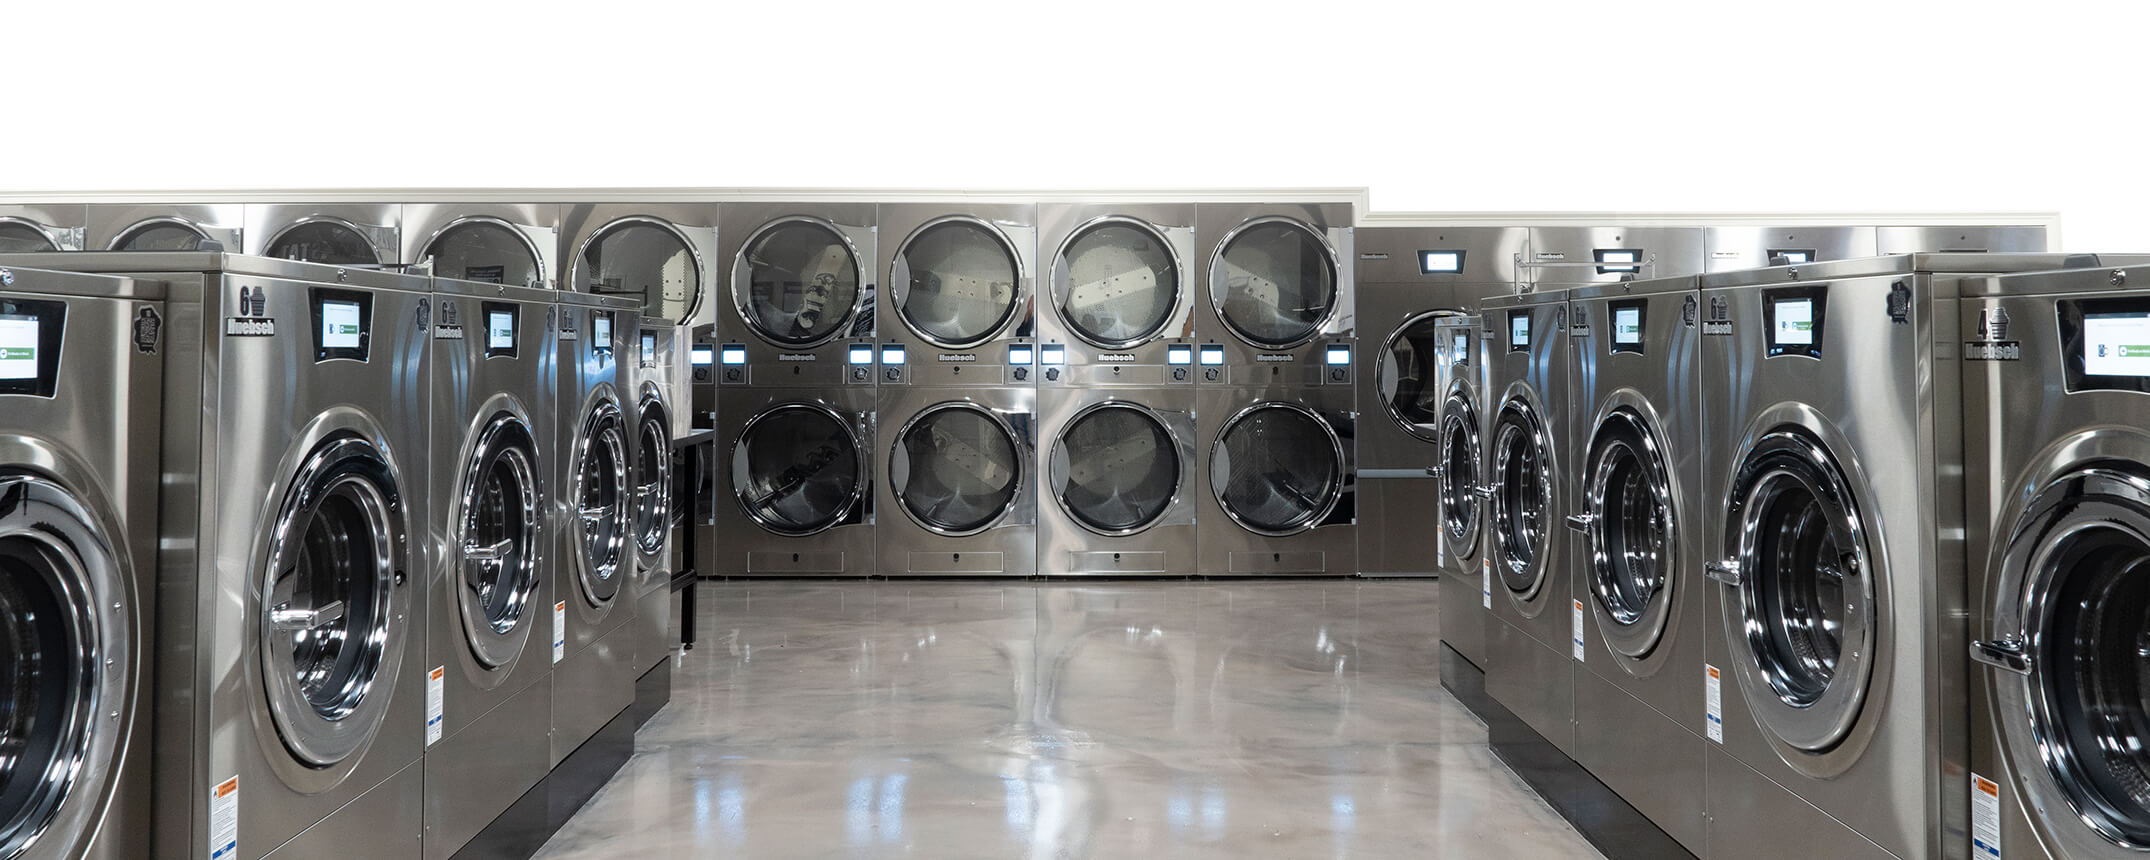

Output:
xmin=1481 ymin=559 xmax=1492 ymax=609
xmin=426 ymin=666 xmax=445 ymax=746
xmin=1572 ymin=600 xmax=1586 ymax=660
xmin=1702 ymin=295 xmax=1733 ymax=336
xmin=1972 ymin=773 xmax=2002 ymax=859
xmin=1964 ymin=341 xmax=2021 ymax=361
xmin=210 ymin=776 xmax=239 ymax=859
xmin=553 ymin=601 xmax=567 ymax=663
xmin=1705 ymin=665 xmax=1724 ymax=742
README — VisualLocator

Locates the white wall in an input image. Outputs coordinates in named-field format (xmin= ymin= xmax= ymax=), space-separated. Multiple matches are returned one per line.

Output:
xmin=9 ymin=0 xmax=2141 ymax=250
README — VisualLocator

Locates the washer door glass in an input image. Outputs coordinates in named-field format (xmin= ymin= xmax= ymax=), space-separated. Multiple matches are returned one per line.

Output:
xmin=266 ymin=221 xmax=380 ymax=265
xmin=261 ymin=436 xmax=405 ymax=768
xmin=1585 ymin=410 xmax=1676 ymax=658
xmin=0 ymin=222 xmax=58 ymax=253
xmin=1439 ymin=392 xmax=1481 ymax=559
xmin=1211 ymin=403 xmax=1343 ymax=536
xmin=739 ymin=219 xmax=862 ymax=348
xmin=113 ymin=220 xmax=209 ymax=251
xmin=0 ymin=477 xmax=110 ymax=857
xmin=573 ymin=405 xmax=629 ymax=605
xmin=732 ymin=403 xmax=864 ymax=536
xmin=582 ymin=220 xmax=700 ymax=325
xmin=1724 ymin=428 xmax=1875 ymax=752
xmin=1054 ymin=220 xmax=1179 ymax=348
xmin=893 ymin=220 xmax=1020 ymax=349
xmin=632 ymin=396 xmax=672 ymax=560
xmin=892 ymin=404 xmax=1022 ymax=535
xmin=1052 ymin=403 xmax=1180 ymax=535
xmin=425 ymin=220 xmax=543 ymax=289
xmin=1212 ymin=219 xmax=1336 ymax=348
xmin=456 ymin=416 xmax=541 ymax=670
xmin=1491 ymin=402 xmax=1551 ymax=595
xmin=1378 ymin=312 xmax=1451 ymax=440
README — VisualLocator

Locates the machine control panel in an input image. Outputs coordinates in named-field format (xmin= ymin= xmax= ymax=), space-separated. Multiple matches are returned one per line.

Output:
xmin=719 ymin=343 xmax=747 ymax=384
xmin=1763 ymin=286 xmax=1827 ymax=359
xmin=880 ymin=344 xmax=908 ymax=384
xmin=1418 ymin=249 xmax=1465 ymax=274
xmin=310 ymin=288 xmax=372 ymax=363
xmin=1199 ymin=344 xmax=1225 ymax=382
xmin=1167 ymin=344 xmax=1193 ymax=383
xmin=847 ymin=344 xmax=875 ymax=384
xmin=1008 ymin=343 xmax=1033 ymax=384
xmin=1325 ymin=343 xmax=1354 ymax=385
xmin=0 ymin=298 xmax=62 ymax=398
xmin=690 ymin=344 xmax=715 ymax=383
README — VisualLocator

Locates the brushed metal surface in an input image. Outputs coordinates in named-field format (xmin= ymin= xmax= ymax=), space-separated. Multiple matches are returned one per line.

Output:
xmin=552 ymin=292 xmax=638 ymax=763
xmin=1525 ymin=227 xmax=1706 ymax=287
xmin=875 ymin=385 xmax=1038 ymax=577
xmin=423 ymin=676 xmax=552 ymax=860
xmin=1702 ymin=226 xmax=1876 ymax=273
xmin=1573 ymin=663 xmax=1704 ymax=853
xmin=550 ymin=627 xmax=632 ymax=768
xmin=1704 ymin=744 xmax=1892 ymax=860
xmin=262 ymin=760 xmax=422 ymax=860
xmin=1874 ymin=225 xmax=2049 ymax=255
xmin=1485 ymin=616 xmax=1574 ymax=758
xmin=1357 ymin=477 xmax=1441 ymax=576
xmin=1035 ymin=386 xmax=1196 ymax=577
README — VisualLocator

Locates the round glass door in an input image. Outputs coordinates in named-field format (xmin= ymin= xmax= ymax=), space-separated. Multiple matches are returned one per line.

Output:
xmin=112 ymin=219 xmax=209 ymax=251
xmin=1210 ymin=218 xmax=1337 ymax=348
xmin=0 ymin=220 xmax=58 ymax=253
xmin=1584 ymin=409 xmax=1676 ymax=658
xmin=1491 ymin=400 xmax=1552 ymax=596
xmin=423 ymin=219 xmax=544 ymax=289
xmin=892 ymin=218 xmax=1021 ymax=349
xmin=266 ymin=220 xmax=380 ymax=265
xmin=1051 ymin=402 xmax=1181 ymax=535
xmin=1210 ymin=402 xmax=1345 ymax=536
xmin=891 ymin=403 xmax=1022 ymax=536
xmin=631 ymin=392 xmax=672 ymax=564
xmin=1722 ymin=428 xmax=1875 ymax=753
xmin=1378 ymin=311 xmax=1454 ymax=440
xmin=1052 ymin=218 xmax=1180 ymax=349
xmin=455 ymin=416 xmax=540 ymax=670
xmin=572 ymin=403 xmax=629 ymax=606
xmin=736 ymin=218 xmax=863 ymax=348
xmin=260 ymin=435 xmax=405 ymax=768
xmin=1439 ymin=392 xmax=1482 ymax=560
xmin=732 ymin=403 xmax=865 ymax=536
xmin=581 ymin=218 xmax=701 ymax=325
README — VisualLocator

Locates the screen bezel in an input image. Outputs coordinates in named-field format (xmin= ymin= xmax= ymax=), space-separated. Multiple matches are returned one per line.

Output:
xmin=309 ymin=287 xmax=373 ymax=363
xmin=1418 ymin=249 xmax=1466 ymax=275
xmin=1609 ymin=298 xmax=1647 ymax=355
xmin=482 ymin=302 xmax=519 ymax=359
xmin=590 ymin=312 xmax=614 ymax=360
xmin=2060 ymin=297 xmax=2150 ymax=393
xmin=0 ymin=299 xmax=65 ymax=398
xmin=1508 ymin=310 xmax=1532 ymax=352
xmin=640 ymin=331 xmax=657 ymax=368
xmin=1762 ymin=286 xmax=1827 ymax=359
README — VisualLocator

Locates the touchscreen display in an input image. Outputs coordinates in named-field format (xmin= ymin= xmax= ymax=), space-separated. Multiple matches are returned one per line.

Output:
xmin=0 ymin=315 xmax=39 ymax=380
xmin=592 ymin=314 xmax=613 ymax=347
xmin=1773 ymin=299 xmax=1814 ymax=346
xmin=487 ymin=310 xmax=515 ymax=350
xmin=1613 ymin=307 xmax=1643 ymax=345
xmin=321 ymin=301 xmax=363 ymax=350
xmin=641 ymin=332 xmax=656 ymax=366
xmin=1509 ymin=313 xmax=1530 ymax=349
xmin=2083 ymin=311 xmax=2150 ymax=376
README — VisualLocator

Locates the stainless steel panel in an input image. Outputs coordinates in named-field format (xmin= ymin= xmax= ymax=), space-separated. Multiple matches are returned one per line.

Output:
xmin=261 ymin=761 xmax=422 ymax=860
xmin=906 ymin=551 xmax=1004 ymax=574
xmin=746 ymin=551 xmax=850 ymax=574
xmin=1703 ymin=225 xmax=1876 ymax=273
xmin=1439 ymin=561 xmax=1488 ymax=669
xmin=716 ymin=385 xmax=877 ymax=577
xmin=1705 ymin=745 xmax=1893 ymax=860
xmin=1036 ymin=386 xmax=1197 ymax=577
xmin=550 ymin=627 xmax=632 ymax=767
xmin=1572 ymin=667 xmax=1705 ymax=854
xmin=1525 ymin=227 xmax=1705 ymax=286
xmin=1354 ymin=225 xmax=1527 ymax=286
xmin=1357 ymin=477 xmax=1441 ymax=576
xmin=875 ymin=385 xmax=1038 ymax=577
xmin=1484 ymin=617 xmax=1574 ymax=757
xmin=1194 ymin=384 xmax=1357 ymax=577
xmin=1064 ymin=551 xmax=1167 ymax=574
xmin=1225 ymin=551 xmax=1328 ymax=574
xmin=1478 ymin=292 xmax=1571 ymax=655
xmin=422 ymin=676 xmax=551 ymax=860
xmin=1876 ymin=225 xmax=2049 ymax=254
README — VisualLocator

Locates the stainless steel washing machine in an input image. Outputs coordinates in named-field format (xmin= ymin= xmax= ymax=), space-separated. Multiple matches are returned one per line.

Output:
xmin=1565 ymin=273 xmax=1706 ymax=854
xmin=85 ymin=203 xmax=243 ymax=251
xmin=1433 ymin=313 xmax=1489 ymax=669
xmin=1036 ymin=202 xmax=1197 ymax=576
xmin=402 ymin=203 xmax=558 ymax=290
xmin=877 ymin=202 xmax=1037 ymax=387
xmin=24 ymin=252 xmax=431 ymax=860
xmin=713 ymin=203 xmax=879 ymax=577
xmin=1703 ymin=226 xmax=1875 ymax=273
xmin=1354 ymin=226 xmax=1524 ymax=577
xmin=245 ymin=204 xmax=402 ymax=266
xmin=420 ymin=276 xmax=555 ymax=860
xmin=550 ymin=290 xmax=638 ymax=765
xmin=1698 ymin=254 xmax=2098 ymax=860
xmin=1478 ymin=288 xmax=1575 ymax=755
xmin=0 ymin=266 xmax=160 ymax=860
xmin=876 ymin=383 xmax=1036 ymax=578
xmin=0 ymin=204 xmax=85 ymax=251
xmin=1960 ymin=259 xmax=2150 ymax=860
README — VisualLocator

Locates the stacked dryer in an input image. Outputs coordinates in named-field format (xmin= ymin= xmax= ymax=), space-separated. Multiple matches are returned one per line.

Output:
xmin=87 ymin=204 xmax=243 ymax=251
xmin=402 ymin=204 xmax=558 ymax=290
xmin=874 ymin=203 xmax=1040 ymax=577
xmin=1035 ymin=203 xmax=1199 ymax=576
xmin=0 ymin=204 xmax=85 ymax=251
xmin=712 ymin=203 xmax=879 ymax=576
xmin=1192 ymin=203 xmax=1357 ymax=576
xmin=247 ymin=204 xmax=402 ymax=267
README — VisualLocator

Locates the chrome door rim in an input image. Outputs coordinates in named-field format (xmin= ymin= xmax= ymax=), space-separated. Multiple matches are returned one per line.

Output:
xmin=264 ymin=216 xmax=382 ymax=266
xmin=730 ymin=401 xmax=867 ymax=537
xmin=1438 ymin=387 xmax=1482 ymax=562
xmin=577 ymin=215 xmax=707 ymax=325
xmin=731 ymin=215 xmax=866 ymax=349
xmin=889 ymin=215 xmax=1025 ymax=350
xmin=1048 ymin=215 xmax=1184 ymax=350
xmin=1208 ymin=400 xmax=1346 ymax=537
xmin=631 ymin=386 xmax=672 ymax=565
xmin=1049 ymin=400 xmax=1185 ymax=536
xmin=1490 ymin=396 xmax=1552 ymax=600
xmin=454 ymin=414 xmax=541 ymax=671
xmin=572 ymin=401 xmax=629 ymax=606
xmin=0 ymin=217 xmax=63 ymax=252
xmin=109 ymin=216 xmax=210 ymax=251
xmin=889 ymin=401 xmax=1026 ymax=536
xmin=1206 ymin=215 xmax=1340 ymax=350
xmin=1377 ymin=310 xmax=1458 ymax=442
xmin=1584 ymin=408 xmax=1677 ymax=660
xmin=420 ymin=215 xmax=548 ymax=290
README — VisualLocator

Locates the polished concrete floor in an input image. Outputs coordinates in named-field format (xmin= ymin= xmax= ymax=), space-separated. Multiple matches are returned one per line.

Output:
xmin=536 ymin=580 xmax=1601 ymax=859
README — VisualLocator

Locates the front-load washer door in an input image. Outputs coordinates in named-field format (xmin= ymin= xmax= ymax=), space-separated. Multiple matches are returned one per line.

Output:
xmin=1210 ymin=217 xmax=1338 ymax=349
xmin=110 ymin=218 xmax=210 ymax=251
xmin=630 ymin=389 xmax=672 ymax=567
xmin=0 ymin=220 xmax=60 ymax=253
xmin=453 ymin=415 xmax=542 ymax=671
xmin=260 ymin=435 xmax=408 ymax=770
xmin=891 ymin=218 xmax=1022 ymax=349
xmin=1378 ymin=311 xmax=1454 ymax=441
xmin=1716 ymin=427 xmax=1876 ymax=754
xmin=735 ymin=217 xmax=866 ymax=348
xmin=1438 ymin=389 xmax=1482 ymax=563
xmin=0 ymin=474 xmax=131 ymax=859
xmin=1490 ymin=397 xmax=1553 ymax=598
xmin=571 ymin=402 xmax=630 ymax=607
xmin=265 ymin=218 xmax=384 ymax=266
xmin=890 ymin=402 xmax=1024 ymax=536
xmin=1582 ymin=408 xmax=1677 ymax=660
xmin=732 ymin=402 xmax=866 ymax=536
xmin=1209 ymin=402 xmax=1346 ymax=537
xmin=1984 ymin=465 xmax=2150 ymax=854
xmin=1051 ymin=218 xmax=1181 ymax=349
xmin=579 ymin=217 xmax=703 ymax=326
xmin=1050 ymin=402 xmax=1183 ymax=536
xmin=421 ymin=217 xmax=547 ymax=289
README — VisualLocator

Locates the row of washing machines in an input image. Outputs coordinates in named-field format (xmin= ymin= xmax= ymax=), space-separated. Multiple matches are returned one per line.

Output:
xmin=1437 ymin=253 xmax=2150 ymax=860
xmin=0 ymin=248 xmax=681 ymax=859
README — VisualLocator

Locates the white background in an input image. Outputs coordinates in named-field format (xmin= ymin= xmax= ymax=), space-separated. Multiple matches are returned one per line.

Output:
xmin=6 ymin=1 xmax=2142 ymax=249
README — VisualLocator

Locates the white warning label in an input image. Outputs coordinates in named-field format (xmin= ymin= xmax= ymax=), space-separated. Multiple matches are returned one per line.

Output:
xmin=1705 ymin=664 xmax=1724 ymax=743
xmin=553 ymin=601 xmax=568 ymax=663
xmin=426 ymin=665 xmax=446 ymax=746
xmin=1481 ymin=559 xmax=1492 ymax=609
xmin=1572 ymin=599 xmax=1586 ymax=661
xmin=1973 ymin=773 xmax=2002 ymax=859
xmin=210 ymin=776 xmax=239 ymax=859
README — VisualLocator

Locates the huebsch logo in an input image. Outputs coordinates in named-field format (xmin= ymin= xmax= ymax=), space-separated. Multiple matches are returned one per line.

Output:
xmin=778 ymin=354 xmax=817 ymax=361
xmin=225 ymin=284 xmax=275 ymax=336
xmin=937 ymin=353 xmax=977 ymax=362
xmin=1964 ymin=341 xmax=2021 ymax=361
xmin=1099 ymin=354 xmax=1136 ymax=362
xmin=1256 ymin=354 xmax=1295 ymax=362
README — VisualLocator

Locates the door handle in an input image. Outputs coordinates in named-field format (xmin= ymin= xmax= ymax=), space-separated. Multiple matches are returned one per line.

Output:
xmin=1426 ymin=465 xmax=1444 ymax=478
xmin=271 ymin=600 xmax=346 ymax=632
xmin=463 ymin=538 xmax=513 ymax=563
xmin=1565 ymin=513 xmax=1594 ymax=532
xmin=1971 ymin=637 xmax=2033 ymax=675
xmin=1704 ymin=560 xmax=1742 ymax=587
xmin=1473 ymin=486 xmax=1494 ymax=501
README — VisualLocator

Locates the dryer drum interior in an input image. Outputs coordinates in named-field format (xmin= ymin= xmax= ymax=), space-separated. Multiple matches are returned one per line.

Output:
xmin=582 ymin=219 xmax=701 ymax=324
xmin=425 ymin=219 xmax=544 ymax=289
xmin=1055 ymin=220 xmax=1178 ymax=348
xmin=1378 ymin=311 xmax=1451 ymax=440
xmin=1438 ymin=393 xmax=1481 ymax=553
xmin=740 ymin=219 xmax=863 ymax=347
xmin=891 ymin=404 xmax=1021 ymax=535
xmin=112 ymin=218 xmax=209 ymax=252
xmin=1213 ymin=220 xmax=1336 ymax=348
xmin=457 ymin=415 xmax=541 ymax=668
xmin=573 ymin=405 xmax=630 ymax=604
xmin=1585 ymin=409 xmax=1675 ymax=657
xmin=894 ymin=220 xmax=1020 ymax=348
xmin=267 ymin=220 xmax=380 ymax=266
xmin=1210 ymin=403 xmax=1343 ymax=536
xmin=1490 ymin=403 xmax=1550 ymax=593
xmin=0 ymin=220 xmax=59 ymax=253
xmin=1051 ymin=403 xmax=1180 ymax=535
xmin=733 ymin=403 xmax=863 ymax=536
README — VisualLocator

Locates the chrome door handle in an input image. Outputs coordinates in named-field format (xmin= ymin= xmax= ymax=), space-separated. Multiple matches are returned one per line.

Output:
xmin=1971 ymin=637 xmax=2033 ymax=675
xmin=271 ymin=600 xmax=346 ymax=631
xmin=1473 ymin=486 xmax=1494 ymax=500
xmin=1704 ymin=560 xmax=1742 ymax=587
xmin=1565 ymin=514 xmax=1594 ymax=532
xmin=1426 ymin=465 xmax=1444 ymax=478
xmin=463 ymin=538 xmax=513 ymax=563
xmin=579 ymin=504 xmax=614 ymax=521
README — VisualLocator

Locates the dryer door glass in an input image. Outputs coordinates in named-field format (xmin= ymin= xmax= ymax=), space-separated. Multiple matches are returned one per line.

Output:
xmin=1379 ymin=312 xmax=1451 ymax=440
xmin=582 ymin=220 xmax=701 ymax=325
xmin=113 ymin=220 xmax=209 ymax=251
xmin=733 ymin=403 xmax=864 ymax=536
xmin=1491 ymin=403 xmax=1551 ymax=595
xmin=1438 ymin=393 xmax=1481 ymax=559
xmin=1054 ymin=221 xmax=1179 ymax=348
xmin=740 ymin=219 xmax=863 ymax=347
xmin=0 ymin=222 xmax=58 ymax=253
xmin=267 ymin=221 xmax=380 ymax=265
xmin=456 ymin=415 xmax=541 ymax=670
xmin=1584 ymin=410 xmax=1675 ymax=658
xmin=261 ymin=435 xmax=405 ymax=768
xmin=1211 ymin=403 xmax=1344 ymax=536
xmin=893 ymin=220 xmax=1020 ymax=349
xmin=892 ymin=404 xmax=1022 ymax=535
xmin=425 ymin=220 xmax=545 ymax=289
xmin=632 ymin=396 xmax=672 ymax=560
xmin=1052 ymin=403 xmax=1180 ymax=535
xmin=573 ymin=405 xmax=629 ymax=605
xmin=1213 ymin=220 xmax=1337 ymax=348
xmin=1724 ymin=428 xmax=1874 ymax=752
